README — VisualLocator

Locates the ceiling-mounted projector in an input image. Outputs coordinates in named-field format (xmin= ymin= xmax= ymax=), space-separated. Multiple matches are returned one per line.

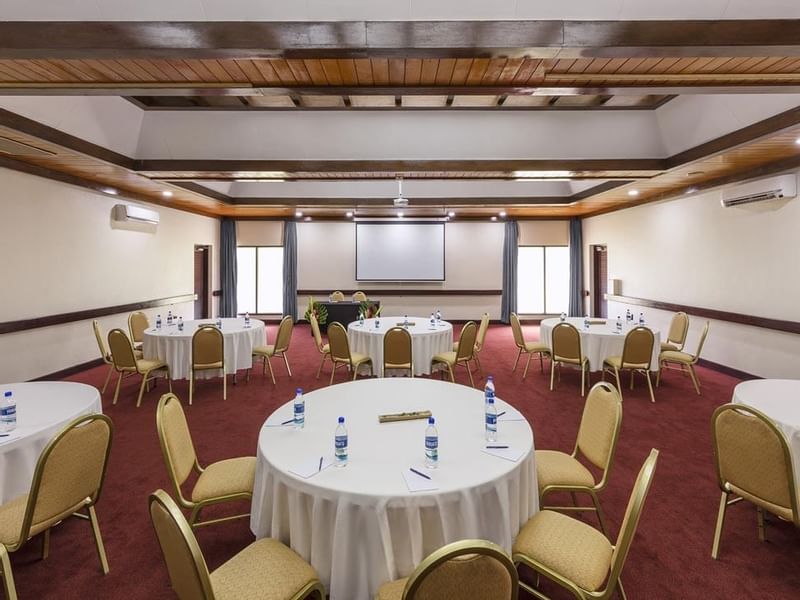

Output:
xmin=393 ymin=177 xmax=409 ymax=207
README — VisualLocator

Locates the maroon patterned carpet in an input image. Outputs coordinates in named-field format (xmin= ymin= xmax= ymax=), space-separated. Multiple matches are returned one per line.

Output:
xmin=7 ymin=324 xmax=799 ymax=599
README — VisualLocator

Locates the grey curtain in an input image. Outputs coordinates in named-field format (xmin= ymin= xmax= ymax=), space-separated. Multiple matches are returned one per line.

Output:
xmin=282 ymin=221 xmax=298 ymax=318
xmin=501 ymin=220 xmax=518 ymax=324
xmin=568 ymin=217 xmax=584 ymax=317
xmin=219 ymin=218 xmax=237 ymax=317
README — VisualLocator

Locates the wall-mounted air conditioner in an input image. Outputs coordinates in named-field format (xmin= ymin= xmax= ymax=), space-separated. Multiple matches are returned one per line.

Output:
xmin=720 ymin=174 xmax=797 ymax=208
xmin=112 ymin=204 xmax=160 ymax=225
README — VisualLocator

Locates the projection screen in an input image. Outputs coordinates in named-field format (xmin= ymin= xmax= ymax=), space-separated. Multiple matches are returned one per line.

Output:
xmin=355 ymin=222 xmax=445 ymax=281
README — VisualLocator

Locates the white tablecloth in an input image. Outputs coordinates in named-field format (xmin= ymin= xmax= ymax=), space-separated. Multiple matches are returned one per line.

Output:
xmin=0 ymin=382 xmax=103 ymax=503
xmin=540 ymin=317 xmax=661 ymax=371
xmin=143 ymin=318 xmax=265 ymax=380
xmin=348 ymin=317 xmax=453 ymax=376
xmin=250 ymin=378 xmax=537 ymax=600
xmin=733 ymin=379 xmax=800 ymax=503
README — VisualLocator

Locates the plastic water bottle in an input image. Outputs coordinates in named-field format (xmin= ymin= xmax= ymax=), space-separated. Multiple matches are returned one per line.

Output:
xmin=430 ymin=313 xmax=435 ymax=327
xmin=177 ymin=316 xmax=184 ymax=332
xmin=375 ymin=318 xmax=380 ymax=329
xmin=335 ymin=417 xmax=348 ymax=467
xmin=583 ymin=315 xmax=590 ymax=330
xmin=359 ymin=312 xmax=365 ymax=327
xmin=484 ymin=375 xmax=495 ymax=402
xmin=293 ymin=388 xmax=305 ymax=429
xmin=485 ymin=396 xmax=498 ymax=442
xmin=638 ymin=312 xmax=645 ymax=325
xmin=167 ymin=309 xmax=173 ymax=326
xmin=156 ymin=314 xmax=162 ymax=330
xmin=626 ymin=308 xmax=632 ymax=323
xmin=244 ymin=312 xmax=251 ymax=328
xmin=403 ymin=315 xmax=409 ymax=328
xmin=560 ymin=312 xmax=566 ymax=321
xmin=436 ymin=308 xmax=442 ymax=325
xmin=425 ymin=417 xmax=439 ymax=468
xmin=216 ymin=315 xmax=222 ymax=329
xmin=1 ymin=391 xmax=16 ymax=432
xmin=616 ymin=316 xmax=623 ymax=333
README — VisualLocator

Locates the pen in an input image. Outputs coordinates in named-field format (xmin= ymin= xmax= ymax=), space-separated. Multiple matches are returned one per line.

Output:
xmin=281 ymin=418 xmax=294 ymax=425
xmin=496 ymin=411 xmax=506 ymax=418
xmin=409 ymin=467 xmax=431 ymax=480
xmin=486 ymin=445 xmax=509 ymax=449
xmin=318 ymin=456 xmax=323 ymax=472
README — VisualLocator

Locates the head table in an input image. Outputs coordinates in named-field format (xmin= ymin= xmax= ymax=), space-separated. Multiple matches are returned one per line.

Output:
xmin=250 ymin=377 xmax=537 ymax=600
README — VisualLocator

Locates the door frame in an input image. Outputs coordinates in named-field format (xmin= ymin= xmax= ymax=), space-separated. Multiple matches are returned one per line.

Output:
xmin=589 ymin=244 xmax=608 ymax=318
xmin=194 ymin=244 xmax=212 ymax=319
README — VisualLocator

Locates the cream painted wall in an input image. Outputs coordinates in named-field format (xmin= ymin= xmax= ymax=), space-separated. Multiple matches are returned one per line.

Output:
xmin=0 ymin=168 xmax=220 ymax=383
xmin=582 ymin=171 xmax=800 ymax=378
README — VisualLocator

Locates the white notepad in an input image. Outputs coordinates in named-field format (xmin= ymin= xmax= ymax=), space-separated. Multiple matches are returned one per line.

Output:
xmin=0 ymin=433 xmax=19 ymax=446
xmin=482 ymin=446 xmax=526 ymax=462
xmin=497 ymin=406 xmax=526 ymax=422
xmin=289 ymin=457 xmax=335 ymax=479
xmin=402 ymin=468 xmax=439 ymax=492
xmin=264 ymin=413 xmax=295 ymax=427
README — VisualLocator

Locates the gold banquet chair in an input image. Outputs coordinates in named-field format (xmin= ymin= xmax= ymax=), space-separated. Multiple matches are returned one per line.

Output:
xmin=352 ymin=291 xmax=367 ymax=302
xmin=454 ymin=312 xmax=490 ymax=376
xmin=310 ymin=313 xmax=332 ymax=379
xmin=513 ymin=449 xmax=659 ymax=600
xmin=660 ymin=311 xmax=689 ymax=352
xmin=128 ymin=310 xmax=149 ymax=350
xmin=550 ymin=322 xmax=590 ymax=396
xmin=327 ymin=321 xmax=373 ymax=384
xmin=0 ymin=414 xmax=114 ymax=593
xmin=711 ymin=404 xmax=799 ymax=559
xmin=189 ymin=325 xmax=226 ymax=405
xmin=432 ymin=321 xmax=478 ymax=387
xmin=330 ymin=290 xmax=345 ymax=302
xmin=537 ymin=382 xmax=623 ymax=535
xmin=156 ymin=393 xmax=256 ymax=528
xmin=657 ymin=321 xmax=710 ymax=395
xmin=149 ymin=489 xmax=325 ymax=600
xmin=108 ymin=328 xmax=172 ymax=407
xmin=383 ymin=326 xmax=413 ymax=377
xmin=93 ymin=319 xmax=141 ymax=395
xmin=251 ymin=315 xmax=294 ymax=385
xmin=602 ymin=326 xmax=656 ymax=403
xmin=0 ymin=544 xmax=16 ymax=600
xmin=376 ymin=539 xmax=518 ymax=600
xmin=511 ymin=313 xmax=550 ymax=379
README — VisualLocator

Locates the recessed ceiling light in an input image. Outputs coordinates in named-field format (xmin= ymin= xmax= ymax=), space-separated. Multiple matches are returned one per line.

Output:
xmin=628 ymin=189 xmax=639 ymax=197
xmin=448 ymin=211 xmax=455 ymax=218
xmin=103 ymin=187 xmax=118 ymax=195
xmin=304 ymin=216 xmax=312 ymax=222
xmin=499 ymin=211 xmax=507 ymax=217
xmin=685 ymin=186 xmax=699 ymax=194
xmin=345 ymin=211 xmax=354 ymax=218
xmin=161 ymin=190 xmax=173 ymax=198
xmin=796 ymin=137 xmax=800 ymax=145
xmin=295 ymin=211 xmax=303 ymax=218
xmin=397 ymin=211 xmax=404 ymax=218
xmin=491 ymin=216 xmax=498 ymax=221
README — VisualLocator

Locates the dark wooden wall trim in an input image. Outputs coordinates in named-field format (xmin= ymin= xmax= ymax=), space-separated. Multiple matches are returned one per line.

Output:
xmin=0 ymin=293 xmax=197 ymax=335
xmin=31 ymin=358 xmax=104 ymax=382
xmin=298 ymin=289 xmax=501 ymax=297
xmin=606 ymin=294 xmax=800 ymax=335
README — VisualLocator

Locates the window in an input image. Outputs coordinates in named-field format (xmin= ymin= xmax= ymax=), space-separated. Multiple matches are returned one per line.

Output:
xmin=236 ymin=246 xmax=284 ymax=314
xmin=517 ymin=246 xmax=570 ymax=314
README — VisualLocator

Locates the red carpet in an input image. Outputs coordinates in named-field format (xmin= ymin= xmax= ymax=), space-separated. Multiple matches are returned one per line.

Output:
xmin=7 ymin=323 xmax=799 ymax=599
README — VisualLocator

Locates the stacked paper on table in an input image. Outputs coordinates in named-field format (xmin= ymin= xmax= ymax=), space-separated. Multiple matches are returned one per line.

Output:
xmin=402 ymin=468 xmax=439 ymax=492
xmin=289 ymin=457 xmax=335 ymax=479
xmin=482 ymin=446 xmax=526 ymax=462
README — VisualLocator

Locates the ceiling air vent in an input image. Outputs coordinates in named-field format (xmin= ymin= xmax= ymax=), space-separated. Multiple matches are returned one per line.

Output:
xmin=0 ymin=137 xmax=56 ymax=157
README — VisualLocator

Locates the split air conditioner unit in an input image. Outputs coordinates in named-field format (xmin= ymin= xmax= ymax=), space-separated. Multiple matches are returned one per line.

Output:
xmin=720 ymin=174 xmax=797 ymax=208
xmin=112 ymin=204 xmax=160 ymax=225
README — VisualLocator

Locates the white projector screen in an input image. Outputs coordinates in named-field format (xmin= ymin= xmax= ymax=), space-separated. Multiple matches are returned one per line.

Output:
xmin=356 ymin=223 xmax=445 ymax=281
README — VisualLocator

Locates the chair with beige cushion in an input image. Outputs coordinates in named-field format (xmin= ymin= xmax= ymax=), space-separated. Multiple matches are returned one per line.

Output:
xmin=251 ymin=315 xmax=294 ymax=385
xmin=0 ymin=414 xmax=113 ymax=595
xmin=602 ymin=326 xmax=656 ymax=403
xmin=510 ymin=313 xmax=550 ymax=380
xmin=0 ymin=544 xmax=15 ymax=600
xmin=330 ymin=291 xmax=345 ymax=302
xmin=660 ymin=311 xmax=689 ymax=352
xmin=432 ymin=321 xmax=478 ymax=387
xmin=383 ymin=327 xmax=413 ymax=377
xmin=657 ymin=321 xmax=710 ymax=395
xmin=149 ymin=489 xmax=325 ymax=600
xmin=454 ymin=313 xmax=490 ymax=377
xmin=310 ymin=313 xmax=332 ymax=379
xmin=711 ymin=403 xmax=799 ymax=559
xmin=352 ymin=291 xmax=367 ymax=302
xmin=513 ymin=449 xmax=659 ymax=600
xmin=128 ymin=311 xmax=149 ymax=350
xmin=537 ymin=382 xmax=623 ymax=535
xmin=93 ymin=319 xmax=141 ymax=395
xmin=189 ymin=325 xmax=226 ymax=405
xmin=108 ymin=328 xmax=172 ymax=407
xmin=376 ymin=539 xmax=518 ymax=600
xmin=156 ymin=393 xmax=256 ymax=528
xmin=327 ymin=321 xmax=373 ymax=384
xmin=550 ymin=322 xmax=590 ymax=396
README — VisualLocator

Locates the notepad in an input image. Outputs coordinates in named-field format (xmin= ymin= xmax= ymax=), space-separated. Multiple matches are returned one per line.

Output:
xmin=497 ymin=407 xmax=526 ymax=422
xmin=0 ymin=433 xmax=19 ymax=446
xmin=289 ymin=457 xmax=335 ymax=479
xmin=482 ymin=446 xmax=526 ymax=462
xmin=263 ymin=413 xmax=295 ymax=427
xmin=402 ymin=468 xmax=439 ymax=492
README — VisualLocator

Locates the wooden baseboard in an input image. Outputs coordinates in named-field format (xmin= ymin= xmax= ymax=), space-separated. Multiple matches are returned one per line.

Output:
xmin=31 ymin=358 xmax=105 ymax=382
xmin=697 ymin=358 xmax=760 ymax=381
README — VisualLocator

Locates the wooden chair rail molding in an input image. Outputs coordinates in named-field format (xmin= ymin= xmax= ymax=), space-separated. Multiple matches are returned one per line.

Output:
xmin=606 ymin=294 xmax=800 ymax=335
xmin=298 ymin=289 xmax=502 ymax=297
xmin=0 ymin=293 xmax=197 ymax=335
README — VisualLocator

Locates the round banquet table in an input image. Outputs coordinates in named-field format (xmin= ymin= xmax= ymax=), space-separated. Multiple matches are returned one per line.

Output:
xmin=732 ymin=379 xmax=800 ymax=503
xmin=250 ymin=378 xmax=537 ymax=600
xmin=143 ymin=318 xmax=265 ymax=380
xmin=539 ymin=317 xmax=661 ymax=372
xmin=348 ymin=317 xmax=453 ymax=376
xmin=0 ymin=382 xmax=103 ymax=503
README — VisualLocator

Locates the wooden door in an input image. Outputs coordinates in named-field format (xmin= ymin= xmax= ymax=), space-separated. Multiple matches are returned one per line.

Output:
xmin=592 ymin=245 xmax=608 ymax=318
xmin=194 ymin=246 xmax=210 ymax=319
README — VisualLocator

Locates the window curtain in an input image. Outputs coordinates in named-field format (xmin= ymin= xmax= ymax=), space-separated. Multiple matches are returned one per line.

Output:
xmin=568 ymin=217 xmax=584 ymax=317
xmin=501 ymin=220 xmax=519 ymax=324
xmin=282 ymin=221 xmax=298 ymax=318
xmin=219 ymin=218 xmax=237 ymax=317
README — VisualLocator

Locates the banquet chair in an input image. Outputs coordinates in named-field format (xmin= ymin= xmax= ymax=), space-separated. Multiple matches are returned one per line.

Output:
xmin=156 ymin=393 xmax=256 ymax=528
xmin=93 ymin=319 xmax=141 ymax=395
xmin=251 ymin=315 xmax=294 ymax=385
xmin=0 ymin=414 xmax=113 ymax=593
xmin=128 ymin=311 xmax=149 ymax=350
xmin=330 ymin=290 xmax=345 ymax=302
xmin=353 ymin=291 xmax=367 ymax=302
xmin=189 ymin=325 xmax=226 ymax=405
xmin=537 ymin=382 xmax=623 ymax=535
xmin=513 ymin=449 xmax=659 ymax=600
xmin=383 ymin=326 xmax=413 ymax=377
xmin=657 ymin=321 xmax=710 ymax=395
xmin=454 ymin=313 xmax=490 ymax=376
xmin=602 ymin=327 xmax=656 ymax=403
xmin=710 ymin=404 xmax=799 ymax=559
xmin=327 ymin=321 xmax=373 ymax=384
xmin=107 ymin=328 xmax=172 ymax=407
xmin=660 ymin=311 xmax=689 ymax=352
xmin=0 ymin=545 xmax=15 ymax=600
xmin=550 ymin=322 xmax=590 ymax=396
xmin=432 ymin=321 xmax=478 ymax=387
xmin=511 ymin=313 xmax=551 ymax=380
xmin=376 ymin=539 xmax=518 ymax=600
xmin=148 ymin=489 xmax=325 ymax=600
xmin=310 ymin=313 xmax=332 ymax=379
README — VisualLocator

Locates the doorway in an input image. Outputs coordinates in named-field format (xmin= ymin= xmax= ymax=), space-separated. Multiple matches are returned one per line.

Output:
xmin=591 ymin=245 xmax=608 ymax=318
xmin=194 ymin=245 xmax=211 ymax=319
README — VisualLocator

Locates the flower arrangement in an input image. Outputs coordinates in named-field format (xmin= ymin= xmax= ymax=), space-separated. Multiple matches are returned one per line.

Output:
xmin=303 ymin=296 xmax=329 ymax=325
xmin=359 ymin=301 xmax=382 ymax=318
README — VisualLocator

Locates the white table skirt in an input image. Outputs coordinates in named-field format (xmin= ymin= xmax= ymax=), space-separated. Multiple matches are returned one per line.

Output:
xmin=733 ymin=379 xmax=800 ymax=504
xmin=540 ymin=317 xmax=661 ymax=372
xmin=348 ymin=317 xmax=453 ymax=376
xmin=0 ymin=382 xmax=103 ymax=503
xmin=250 ymin=378 xmax=537 ymax=600
xmin=143 ymin=318 xmax=265 ymax=380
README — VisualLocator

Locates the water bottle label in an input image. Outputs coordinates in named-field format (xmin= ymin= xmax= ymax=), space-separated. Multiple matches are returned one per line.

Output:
xmin=425 ymin=436 xmax=438 ymax=450
xmin=335 ymin=435 xmax=348 ymax=449
xmin=485 ymin=413 xmax=497 ymax=426
xmin=0 ymin=405 xmax=15 ymax=417
xmin=294 ymin=403 xmax=305 ymax=416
